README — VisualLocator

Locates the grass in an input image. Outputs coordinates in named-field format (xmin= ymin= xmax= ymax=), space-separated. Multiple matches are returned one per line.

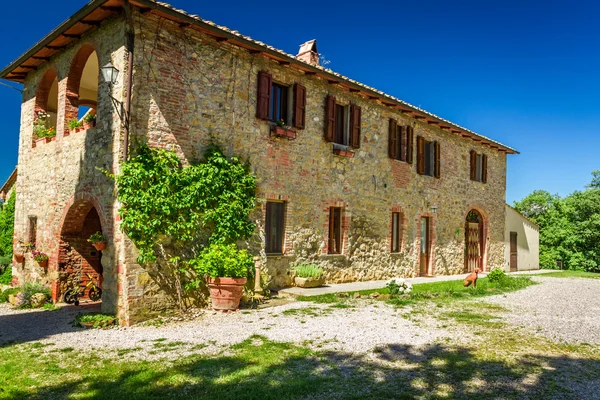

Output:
xmin=533 ymin=270 xmax=600 ymax=279
xmin=299 ymin=276 xmax=535 ymax=306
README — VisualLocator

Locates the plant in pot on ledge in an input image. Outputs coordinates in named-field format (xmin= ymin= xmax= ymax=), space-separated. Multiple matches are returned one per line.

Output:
xmin=83 ymin=113 xmax=96 ymax=130
xmin=87 ymin=232 xmax=106 ymax=251
xmin=31 ymin=251 xmax=49 ymax=270
xmin=68 ymin=118 xmax=83 ymax=135
xmin=294 ymin=264 xmax=325 ymax=288
xmin=190 ymin=243 xmax=254 ymax=311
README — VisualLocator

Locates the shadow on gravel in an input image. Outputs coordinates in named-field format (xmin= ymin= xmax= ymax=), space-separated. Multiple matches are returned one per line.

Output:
xmin=0 ymin=302 xmax=101 ymax=347
xmin=4 ymin=336 xmax=600 ymax=399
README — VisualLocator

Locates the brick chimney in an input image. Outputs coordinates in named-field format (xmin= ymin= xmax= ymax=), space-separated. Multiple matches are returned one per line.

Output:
xmin=296 ymin=40 xmax=319 ymax=66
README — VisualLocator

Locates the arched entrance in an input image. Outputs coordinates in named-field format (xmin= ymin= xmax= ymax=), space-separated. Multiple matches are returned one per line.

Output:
xmin=57 ymin=200 xmax=104 ymax=303
xmin=465 ymin=210 xmax=485 ymax=272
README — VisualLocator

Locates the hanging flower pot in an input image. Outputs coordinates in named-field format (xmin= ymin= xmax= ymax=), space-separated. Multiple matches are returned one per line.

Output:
xmin=31 ymin=251 xmax=49 ymax=269
xmin=13 ymin=253 xmax=24 ymax=263
xmin=92 ymin=242 xmax=106 ymax=251
xmin=88 ymin=231 xmax=106 ymax=251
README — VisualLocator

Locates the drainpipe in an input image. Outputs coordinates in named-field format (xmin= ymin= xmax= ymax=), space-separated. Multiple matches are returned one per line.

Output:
xmin=122 ymin=0 xmax=134 ymax=162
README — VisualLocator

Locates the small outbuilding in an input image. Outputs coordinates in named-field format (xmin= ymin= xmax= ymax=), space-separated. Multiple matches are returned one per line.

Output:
xmin=504 ymin=204 xmax=540 ymax=271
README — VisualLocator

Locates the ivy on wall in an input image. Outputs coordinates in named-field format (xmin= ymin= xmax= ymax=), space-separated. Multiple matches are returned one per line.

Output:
xmin=114 ymin=144 xmax=256 ymax=307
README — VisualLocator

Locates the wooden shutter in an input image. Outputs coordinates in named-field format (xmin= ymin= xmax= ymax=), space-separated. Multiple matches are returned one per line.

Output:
xmin=256 ymin=71 xmax=272 ymax=120
xmin=293 ymin=83 xmax=306 ymax=129
xmin=434 ymin=141 xmax=441 ymax=179
xmin=406 ymin=126 xmax=414 ymax=164
xmin=388 ymin=119 xmax=398 ymax=159
xmin=482 ymin=154 xmax=488 ymax=183
xmin=400 ymin=126 xmax=408 ymax=162
xmin=416 ymin=136 xmax=425 ymax=175
xmin=470 ymin=150 xmax=477 ymax=181
xmin=324 ymin=95 xmax=336 ymax=142
xmin=349 ymin=104 xmax=361 ymax=149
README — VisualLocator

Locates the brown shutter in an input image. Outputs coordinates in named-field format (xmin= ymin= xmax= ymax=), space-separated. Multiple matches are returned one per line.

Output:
xmin=349 ymin=104 xmax=361 ymax=149
xmin=416 ymin=136 xmax=425 ymax=175
xmin=400 ymin=126 xmax=408 ymax=162
xmin=470 ymin=150 xmax=477 ymax=181
xmin=324 ymin=95 xmax=336 ymax=142
xmin=256 ymin=71 xmax=272 ymax=120
xmin=406 ymin=126 xmax=414 ymax=164
xmin=388 ymin=119 xmax=398 ymax=159
xmin=293 ymin=83 xmax=306 ymax=129
xmin=434 ymin=141 xmax=441 ymax=179
xmin=482 ymin=154 xmax=488 ymax=183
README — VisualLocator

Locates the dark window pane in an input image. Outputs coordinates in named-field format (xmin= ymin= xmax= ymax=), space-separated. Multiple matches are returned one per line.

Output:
xmin=392 ymin=212 xmax=401 ymax=252
xmin=335 ymin=105 xmax=346 ymax=145
xmin=329 ymin=207 xmax=342 ymax=254
xmin=266 ymin=202 xmax=285 ymax=253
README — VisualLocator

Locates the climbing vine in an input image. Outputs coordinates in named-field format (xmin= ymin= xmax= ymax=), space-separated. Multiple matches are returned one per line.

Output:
xmin=114 ymin=144 xmax=256 ymax=307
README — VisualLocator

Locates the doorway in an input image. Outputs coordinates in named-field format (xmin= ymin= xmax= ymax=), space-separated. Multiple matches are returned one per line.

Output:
xmin=420 ymin=217 xmax=430 ymax=276
xmin=510 ymin=231 xmax=518 ymax=272
xmin=465 ymin=210 xmax=484 ymax=272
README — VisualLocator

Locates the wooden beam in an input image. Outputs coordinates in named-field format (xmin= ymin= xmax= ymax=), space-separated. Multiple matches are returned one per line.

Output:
xmin=328 ymin=80 xmax=340 ymax=85
xmin=140 ymin=7 xmax=152 ymax=14
xmin=428 ymin=120 xmax=439 ymax=125
xmin=32 ymin=56 xmax=51 ymax=61
xmin=249 ymin=49 xmax=262 ymax=55
xmin=100 ymin=5 xmax=122 ymax=12
xmin=414 ymin=115 xmax=426 ymax=120
xmin=349 ymin=88 xmax=360 ymax=93
xmin=46 ymin=46 xmax=64 ymax=50
xmin=401 ymin=110 xmax=413 ymax=114
xmin=304 ymin=71 xmax=316 ymax=76
xmin=279 ymin=60 xmax=291 ymax=66
xmin=179 ymin=22 xmax=190 ymax=28
xmin=368 ymin=95 xmax=379 ymax=100
xmin=215 ymin=37 xmax=229 ymax=42
xmin=452 ymin=130 xmax=462 ymax=134
xmin=80 ymin=20 xmax=102 ymax=27
xmin=440 ymin=126 xmax=451 ymax=130
xmin=20 ymin=65 xmax=37 ymax=71
xmin=62 ymin=33 xmax=81 ymax=39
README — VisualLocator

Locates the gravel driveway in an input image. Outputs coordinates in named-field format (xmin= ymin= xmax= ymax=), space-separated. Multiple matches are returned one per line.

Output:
xmin=0 ymin=299 xmax=454 ymax=359
xmin=485 ymin=276 xmax=600 ymax=344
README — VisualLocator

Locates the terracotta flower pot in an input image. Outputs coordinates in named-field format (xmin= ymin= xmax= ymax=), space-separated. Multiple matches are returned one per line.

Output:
xmin=83 ymin=121 xmax=96 ymax=130
xmin=92 ymin=242 xmax=106 ymax=251
xmin=294 ymin=276 xmax=326 ymax=288
xmin=207 ymin=277 xmax=247 ymax=311
xmin=37 ymin=259 xmax=48 ymax=269
xmin=14 ymin=253 xmax=24 ymax=263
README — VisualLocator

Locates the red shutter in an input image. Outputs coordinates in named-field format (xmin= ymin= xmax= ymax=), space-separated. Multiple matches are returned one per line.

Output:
xmin=406 ymin=126 xmax=414 ymax=164
xmin=324 ymin=95 xmax=336 ymax=142
xmin=434 ymin=141 xmax=441 ymax=179
xmin=349 ymin=104 xmax=361 ymax=149
xmin=482 ymin=154 xmax=488 ymax=183
xmin=293 ymin=83 xmax=306 ymax=129
xmin=470 ymin=150 xmax=477 ymax=181
xmin=400 ymin=126 xmax=408 ymax=162
xmin=416 ymin=136 xmax=425 ymax=175
xmin=256 ymin=71 xmax=272 ymax=120
xmin=388 ymin=119 xmax=398 ymax=159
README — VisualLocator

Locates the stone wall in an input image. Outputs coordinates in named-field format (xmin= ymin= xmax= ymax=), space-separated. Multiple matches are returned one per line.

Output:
xmin=128 ymin=12 xmax=508 ymax=298
xmin=13 ymin=16 xmax=129 ymax=321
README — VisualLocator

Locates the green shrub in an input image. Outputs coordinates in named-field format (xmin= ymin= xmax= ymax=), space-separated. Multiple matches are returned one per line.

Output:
xmin=75 ymin=312 xmax=116 ymax=328
xmin=0 ymin=287 xmax=19 ymax=303
xmin=14 ymin=282 xmax=51 ymax=309
xmin=294 ymin=264 xmax=323 ymax=279
xmin=189 ymin=243 xmax=253 ymax=280
xmin=487 ymin=268 xmax=507 ymax=283
xmin=0 ymin=264 xmax=12 ymax=285
xmin=68 ymin=119 xmax=82 ymax=129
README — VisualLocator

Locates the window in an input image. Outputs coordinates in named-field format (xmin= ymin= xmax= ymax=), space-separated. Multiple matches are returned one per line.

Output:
xmin=417 ymin=136 xmax=440 ymax=178
xmin=388 ymin=119 xmax=414 ymax=163
xmin=265 ymin=202 xmax=286 ymax=254
xmin=256 ymin=71 xmax=306 ymax=129
xmin=324 ymin=95 xmax=361 ymax=149
xmin=28 ymin=216 xmax=38 ymax=246
xmin=270 ymin=83 xmax=289 ymax=123
xmin=391 ymin=212 xmax=402 ymax=253
xmin=470 ymin=151 xmax=488 ymax=183
xmin=328 ymin=207 xmax=342 ymax=254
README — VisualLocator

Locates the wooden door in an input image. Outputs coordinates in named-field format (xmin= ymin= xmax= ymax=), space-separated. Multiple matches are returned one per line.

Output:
xmin=510 ymin=231 xmax=518 ymax=272
xmin=467 ymin=222 xmax=481 ymax=272
xmin=420 ymin=217 xmax=430 ymax=276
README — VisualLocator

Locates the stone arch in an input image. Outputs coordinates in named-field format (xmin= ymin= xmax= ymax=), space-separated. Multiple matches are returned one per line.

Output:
xmin=64 ymin=43 xmax=100 ymax=131
xmin=464 ymin=207 xmax=489 ymax=272
xmin=33 ymin=68 xmax=59 ymax=139
xmin=53 ymin=194 xmax=109 ymax=303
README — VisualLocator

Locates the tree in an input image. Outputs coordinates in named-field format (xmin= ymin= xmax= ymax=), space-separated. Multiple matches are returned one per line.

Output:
xmin=587 ymin=170 xmax=600 ymax=189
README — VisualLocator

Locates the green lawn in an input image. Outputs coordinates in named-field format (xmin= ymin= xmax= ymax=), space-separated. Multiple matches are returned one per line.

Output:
xmin=298 ymin=276 xmax=534 ymax=305
xmin=534 ymin=270 xmax=600 ymax=279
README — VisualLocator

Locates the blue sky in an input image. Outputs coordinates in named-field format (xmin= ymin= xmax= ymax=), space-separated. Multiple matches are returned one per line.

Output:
xmin=0 ymin=0 xmax=598 ymax=203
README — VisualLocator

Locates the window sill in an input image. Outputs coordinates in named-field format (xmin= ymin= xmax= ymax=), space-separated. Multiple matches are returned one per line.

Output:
xmin=65 ymin=125 xmax=95 ymax=138
xmin=321 ymin=253 xmax=345 ymax=258
xmin=332 ymin=143 xmax=354 ymax=158
xmin=270 ymin=125 xmax=296 ymax=140
xmin=33 ymin=136 xmax=56 ymax=148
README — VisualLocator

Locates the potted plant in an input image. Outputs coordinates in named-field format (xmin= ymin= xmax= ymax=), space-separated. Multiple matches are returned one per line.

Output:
xmin=44 ymin=127 xmax=56 ymax=143
xmin=87 ymin=231 xmax=106 ymax=251
xmin=83 ymin=113 xmax=96 ymax=130
xmin=293 ymin=264 xmax=325 ymax=288
xmin=68 ymin=119 xmax=83 ymax=135
xmin=190 ymin=243 xmax=253 ymax=311
xmin=271 ymin=119 xmax=296 ymax=139
xmin=31 ymin=251 xmax=49 ymax=269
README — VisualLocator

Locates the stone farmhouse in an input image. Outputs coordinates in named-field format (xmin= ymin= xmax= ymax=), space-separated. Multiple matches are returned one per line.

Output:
xmin=0 ymin=0 xmax=518 ymax=324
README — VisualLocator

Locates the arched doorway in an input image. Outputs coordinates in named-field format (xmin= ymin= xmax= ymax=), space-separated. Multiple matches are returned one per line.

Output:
xmin=65 ymin=45 xmax=99 ymax=129
xmin=465 ymin=210 xmax=485 ymax=272
xmin=33 ymin=69 xmax=59 ymax=144
xmin=57 ymin=200 xmax=104 ymax=303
